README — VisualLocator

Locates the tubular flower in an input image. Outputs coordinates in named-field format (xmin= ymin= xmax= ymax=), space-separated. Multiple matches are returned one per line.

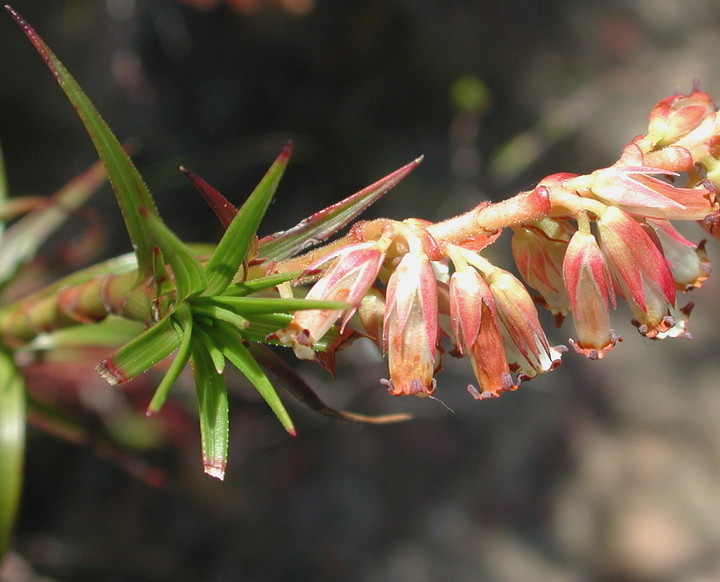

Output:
xmin=449 ymin=265 xmax=515 ymax=398
xmin=563 ymin=228 xmax=619 ymax=359
xmin=646 ymin=218 xmax=711 ymax=291
xmin=484 ymin=266 xmax=565 ymax=379
xmin=381 ymin=249 xmax=439 ymax=397
xmin=275 ymin=235 xmax=391 ymax=359
xmin=511 ymin=217 xmax=574 ymax=325
xmin=596 ymin=207 xmax=680 ymax=338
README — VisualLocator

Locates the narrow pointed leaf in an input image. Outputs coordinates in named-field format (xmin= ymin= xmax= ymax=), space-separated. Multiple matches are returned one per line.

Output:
xmin=0 ymin=347 xmax=25 ymax=557
xmin=180 ymin=166 xmax=237 ymax=229
xmin=203 ymin=143 xmax=292 ymax=295
xmin=96 ymin=314 xmax=181 ymax=385
xmin=191 ymin=304 xmax=249 ymax=331
xmin=190 ymin=336 xmax=229 ymax=480
xmin=141 ymin=209 xmax=207 ymax=301
xmin=239 ymin=313 xmax=340 ymax=350
xmin=209 ymin=322 xmax=295 ymax=435
xmin=193 ymin=325 xmax=226 ymax=374
xmin=0 ymin=160 xmax=107 ymax=288
xmin=6 ymin=6 xmax=159 ymax=280
xmin=223 ymin=271 xmax=301 ymax=296
xmin=147 ymin=304 xmax=193 ymax=415
xmin=194 ymin=295 xmax=349 ymax=316
xmin=29 ymin=317 xmax=143 ymax=350
xmin=258 ymin=157 xmax=422 ymax=261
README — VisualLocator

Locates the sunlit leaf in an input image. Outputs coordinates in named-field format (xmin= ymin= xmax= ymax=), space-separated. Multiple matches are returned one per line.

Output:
xmin=0 ymin=347 xmax=24 ymax=557
xmin=193 ymin=295 xmax=348 ymax=316
xmin=191 ymin=336 xmax=229 ymax=480
xmin=203 ymin=143 xmax=292 ymax=295
xmin=258 ymin=157 xmax=422 ymax=261
xmin=193 ymin=325 xmax=226 ymax=374
xmin=237 ymin=312 xmax=339 ymax=350
xmin=6 ymin=6 xmax=160 ymax=281
xmin=28 ymin=317 xmax=143 ymax=351
xmin=147 ymin=304 xmax=193 ymax=415
xmin=190 ymin=303 xmax=249 ymax=331
xmin=221 ymin=271 xmax=301 ymax=296
xmin=96 ymin=314 xmax=181 ymax=385
xmin=208 ymin=322 xmax=295 ymax=435
xmin=141 ymin=210 xmax=207 ymax=301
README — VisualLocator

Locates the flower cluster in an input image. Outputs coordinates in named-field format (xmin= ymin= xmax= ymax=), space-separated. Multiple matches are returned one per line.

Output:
xmin=272 ymin=84 xmax=718 ymax=398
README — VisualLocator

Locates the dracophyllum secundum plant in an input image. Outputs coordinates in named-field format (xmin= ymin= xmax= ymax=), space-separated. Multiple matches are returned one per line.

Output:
xmin=2 ymin=4 xmax=720 ymax=556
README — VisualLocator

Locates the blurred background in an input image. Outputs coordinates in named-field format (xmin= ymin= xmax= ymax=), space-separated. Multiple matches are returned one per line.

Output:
xmin=2 ymin=1 xmax=720 ymax=580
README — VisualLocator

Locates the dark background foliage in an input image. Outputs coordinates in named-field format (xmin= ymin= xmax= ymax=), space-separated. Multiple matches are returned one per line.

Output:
xmin=2 ymin=1 xmax=720 ymax=581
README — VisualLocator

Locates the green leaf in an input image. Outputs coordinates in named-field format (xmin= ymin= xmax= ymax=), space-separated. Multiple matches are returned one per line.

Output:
xmin=6 ymin=6 xmax=160 ymax=281
xmin=193 ymin=295 xmax=348 ymax=316
xmin=190 ymin=303 xmax=249 ymax=331
xmin=193 ymin=325 xmax=226 ymax=374
xmin=238 ymin=313 xmax=339 ymax=351
xmin=0 ymin=347 xmax=25 ymax=557
xmin=27 ymin=317 xmax=143 ymax=351
xmin=222 ymin=271 xmax=301 ymax=296
xmin=258 ymin=157 xmax=422 ymax=261
xmin=96 ymin=314 xmax=181 ymax=385
xmin=147 ymin=304 xmax=193 ymax=415
xmin=203 ymin=143 xmax=292 ymax=295
xmin=141 ymin=210 xmax=207 ymax=301
xmin=190 ymin=336 xmax=229 ymax=480
xmin=0 ymin=160 xmax=107 ymax=288
xmin=209 ymin=322 xmax=295 ymax=435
